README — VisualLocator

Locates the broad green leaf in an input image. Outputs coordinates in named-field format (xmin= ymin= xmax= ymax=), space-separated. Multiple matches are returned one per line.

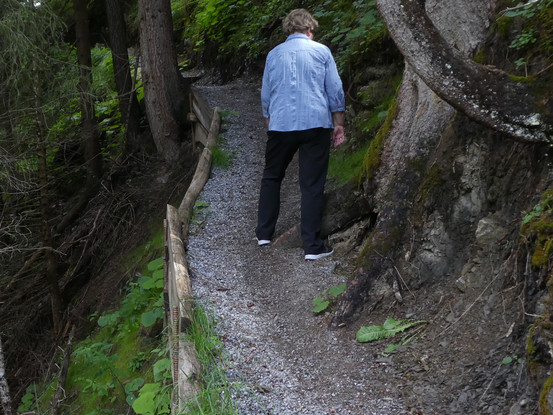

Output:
xmin=153 ymin=358 xmax=171 ymax=382
xmin=133 ymin=383 xmax=162 ymax=415
xmin=147 ymin=257 xmax=164 ymax=272
xmin=125 ymin=377 xmax=145 ymax=393
xmin=383 ymin=317 xmax=401 ymax=330
xmin=356 ymin=319 xmax=425 ymax=343
xmin=312 ymin=297 xmax=324 ymax=306
xmin=312 ymin=300 xmax=329 ymax=313
xmin=97 ymin=312 xmax=119 ymax=327
xmin=329 ymin=283 xmax=346 ymax=297
xmin=133 ymin=391 xmax=157 ymax=415
xmin=141 ymin=308 xmax=164 ymax=327
xmin=153 ymin=268 xmax=164 ymax=280
xmin=140 ymin=276 xmax=156 ymax=290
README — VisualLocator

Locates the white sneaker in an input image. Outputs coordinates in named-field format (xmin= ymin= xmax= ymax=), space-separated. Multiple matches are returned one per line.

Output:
xmin=305 ymin=246 xmax=333 ymax=261
xmin=257 ymin=238 xmax=271 ymax=246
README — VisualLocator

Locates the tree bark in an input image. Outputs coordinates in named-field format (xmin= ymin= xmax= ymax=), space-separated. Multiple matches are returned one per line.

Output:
xmin=138 ymin=0 xmax=189 ymax=163
xmin=334 ymin=0 xmax=495 ymax=324
xmin=56 ymin=0 xmax=103 ymax=234
xmin=375 ymin=0 xmax=553 ymax=143
xmin=34 ymin=65 xmax=63 ymax=333
xmin=105 ymin=0 xmax=145 ymax=155
xmin=74 ymin=0 xmax=102 ymax=181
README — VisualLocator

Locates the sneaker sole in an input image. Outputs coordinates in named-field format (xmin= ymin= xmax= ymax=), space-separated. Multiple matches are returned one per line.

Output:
xmin=257 ymin=239 xmax=271 ymax=246
xmin=305 ymin=249 xmax=334 ymax=261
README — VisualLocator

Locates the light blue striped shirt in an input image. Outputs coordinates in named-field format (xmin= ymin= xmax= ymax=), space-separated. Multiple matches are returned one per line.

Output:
xmin=261 ymin=33 xmax=345 ymax=132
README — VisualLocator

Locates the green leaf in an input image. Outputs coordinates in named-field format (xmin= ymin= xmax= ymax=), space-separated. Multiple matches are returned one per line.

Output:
xmin=97 ymin=312 xmax=119 ymax=327
xmin=502 ymin=356 xmax=513 ymax=365
xmin=356 ymin=318 xmax=426 ymax=343
xmin=125 ymin=377 xmax=145 ymax=393
xmin=147 ymin=257 xmax=164 ymax=272
xmin=328 ymin=283 xmax=346 ymax=297
xmin=312 ymin=300 xmax=330 ymax=313
xmin=382 ymin=343 xmax=398 ymax=356
xmin=126 ymin=393 xmax=136 ymax=406
xmin=153 ymin=268 xmax=164 ymax=281
xmin=141 ymin=308 xmax=164 ymax=327
xmin=383 ymin=317 xmax=402 ymax=330
xmin=312 ymin=297 xmax=323 ymax=306
xmin=140 ymin=276 xmax=156 ymax=290
xmin=153 ymin=358 xmax=172 ymax=382
xmin=133 ymin=383 xmax=162 ymax=414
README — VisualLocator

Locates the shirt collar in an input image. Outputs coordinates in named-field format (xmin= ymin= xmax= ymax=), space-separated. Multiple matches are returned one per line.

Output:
xmin=286 ymin=33 xmax=310 ymax=42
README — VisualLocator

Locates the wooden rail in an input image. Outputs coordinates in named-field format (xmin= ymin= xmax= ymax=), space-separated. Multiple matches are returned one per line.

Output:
xmin=189 ymin=87 xmax=214 ymax=148
xmin=165 ymin=89 xmax=221 ymax=412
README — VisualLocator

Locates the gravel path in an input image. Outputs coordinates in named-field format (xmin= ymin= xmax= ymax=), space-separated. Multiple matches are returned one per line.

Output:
xmin=187 ymin=78 xmax=407 ymax=415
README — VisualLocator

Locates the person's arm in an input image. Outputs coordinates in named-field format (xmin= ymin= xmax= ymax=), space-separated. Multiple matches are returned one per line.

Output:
xmin=261 ymin=53 xmax=272 ymax=130
xmin=332 ymin=111 xmax=345 ymax=148
xmin=324 ymin=50 xmax=346 ymax=148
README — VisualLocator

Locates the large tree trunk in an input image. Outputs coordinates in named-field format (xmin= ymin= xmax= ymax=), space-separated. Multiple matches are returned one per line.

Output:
xmin=105 ymin=0 xmax=146 ymax=155
xmin=75 ymin=0 xmax=102 ymax=181
xmin=334 ymin=0 xmax=495 ymax=323
xmin=138 ymin=0 xmax=189 ymax=163
xmin=375 ymin=0 xmax=552 ymax=142
xmin=56 ymin=0 xmax=103 ymax=234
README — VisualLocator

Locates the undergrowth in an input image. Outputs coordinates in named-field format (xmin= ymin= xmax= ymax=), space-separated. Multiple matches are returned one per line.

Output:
xmin=180 ymin=305 xmax=236 ymax=414
xmin=16 ymin=229 xmax=234 ymax=415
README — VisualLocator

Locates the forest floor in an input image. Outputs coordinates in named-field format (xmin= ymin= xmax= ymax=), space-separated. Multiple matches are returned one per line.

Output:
xmin=183 ymin=77 xmax=534 ymax=415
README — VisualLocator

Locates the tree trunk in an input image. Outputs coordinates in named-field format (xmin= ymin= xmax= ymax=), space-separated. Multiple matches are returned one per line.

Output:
xmin=105 ymin=0 xmax=146 ymax=155
xmin=138 ymin=0 xmax=189 ymax=163
xmin=56 ymin=0 xmax=102 ymax=234
xmin=34 ymin=66 xmax=63 ymax=333
xmin=334 ymin=0 xmax=494 ymax=324
xmin=375 ymin=0 xmax=553 ymax=142
xmin=75 ymin=0 xmax=102 ymax=181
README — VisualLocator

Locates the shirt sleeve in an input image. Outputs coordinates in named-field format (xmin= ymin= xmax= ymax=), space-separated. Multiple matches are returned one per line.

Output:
xmin=261 ymin=55 xmax=272 ymax=119
xmin=325 ymin=53 xmax=345 ymax=113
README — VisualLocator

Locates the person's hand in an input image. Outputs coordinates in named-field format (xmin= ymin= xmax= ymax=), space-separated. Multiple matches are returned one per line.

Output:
xmin=333 ymin=125 xmax=345 ymax=148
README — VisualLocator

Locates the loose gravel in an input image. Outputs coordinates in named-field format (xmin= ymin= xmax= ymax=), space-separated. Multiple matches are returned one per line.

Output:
xmin=187 ymin=78 xmax=407 ymax=415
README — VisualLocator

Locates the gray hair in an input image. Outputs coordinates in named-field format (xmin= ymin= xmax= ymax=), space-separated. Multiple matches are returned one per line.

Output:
xmin=282 ymin=9 xmax=318 ymax=35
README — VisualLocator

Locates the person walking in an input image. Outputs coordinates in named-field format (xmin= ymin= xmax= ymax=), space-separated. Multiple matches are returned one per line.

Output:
xmin=255 ymin=8 xmax=346 ymax=261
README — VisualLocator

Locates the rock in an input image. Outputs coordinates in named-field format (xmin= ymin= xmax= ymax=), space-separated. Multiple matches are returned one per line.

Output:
xmin=475 ymin=215 xmax=508 ymax=247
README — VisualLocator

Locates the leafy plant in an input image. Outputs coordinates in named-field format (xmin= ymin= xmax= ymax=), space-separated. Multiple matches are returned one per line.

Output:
xmin=356 ymin=317 xmax=426 ymax=343
xmin=312 ymin=0 xmax=385 ymax=72
xmin=212 ymin=146 xmax=231 ymax=168
xmin=509 ymin=28 xmax=537 ymax=50
xmin=130 ymin=359 xmax=172 ymax=415
xmin=312 ymin=283 xmax=346 ymax=313
xmin=522 ymin=194 xmax=553 ymax=225
xmin=502 ymin=355 xmax=523 ymax=365
xmin=191 ymin=200 xmax=210 ymax=228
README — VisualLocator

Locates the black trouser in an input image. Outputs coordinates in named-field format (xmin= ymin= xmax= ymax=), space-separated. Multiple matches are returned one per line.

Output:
xmin=256 ymin=128 xmax=332 ymax=254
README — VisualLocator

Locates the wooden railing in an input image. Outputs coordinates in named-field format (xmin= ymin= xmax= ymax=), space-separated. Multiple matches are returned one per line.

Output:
xmin=165 ymin=88 xmax=221 ymax=413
